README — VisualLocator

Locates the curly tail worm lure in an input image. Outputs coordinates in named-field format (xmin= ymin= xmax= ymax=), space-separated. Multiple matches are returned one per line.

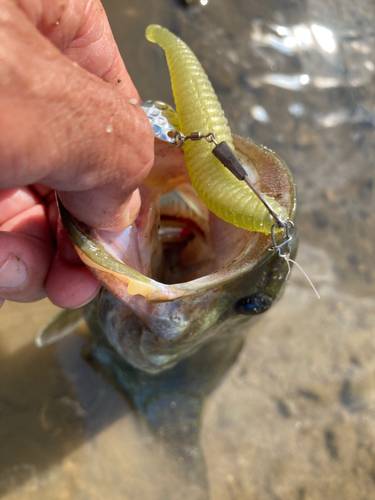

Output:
xmin=145 ymin=24 xmax=289 ymax=235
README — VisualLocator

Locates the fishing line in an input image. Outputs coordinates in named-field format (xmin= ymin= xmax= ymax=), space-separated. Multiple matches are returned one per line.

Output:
xmin=284 ymin=257 xmax=321 ymax=299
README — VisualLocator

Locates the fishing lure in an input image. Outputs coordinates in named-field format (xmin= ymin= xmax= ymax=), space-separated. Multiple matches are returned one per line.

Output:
xmin=146 ymin=24 xmax=289 ymax=234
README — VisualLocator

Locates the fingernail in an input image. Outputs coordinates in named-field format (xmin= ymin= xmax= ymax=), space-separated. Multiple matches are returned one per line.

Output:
xmin=0 ymin=255 xmax=27 ymax=288
xmin=126 ymin=190 xmax=141 ymax=226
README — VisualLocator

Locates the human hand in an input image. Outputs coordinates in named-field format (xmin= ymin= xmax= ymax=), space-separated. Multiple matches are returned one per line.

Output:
xmin=0 ymin=0 xmax=154 ymax=309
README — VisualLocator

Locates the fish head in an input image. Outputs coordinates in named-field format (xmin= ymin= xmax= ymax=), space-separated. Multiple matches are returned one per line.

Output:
xmin=60 ymin=101 xmax=297 ymax=373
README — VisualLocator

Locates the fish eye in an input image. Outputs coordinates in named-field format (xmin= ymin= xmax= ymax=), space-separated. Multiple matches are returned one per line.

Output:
xmin=235 ymin=294 xmax=273 ymax=315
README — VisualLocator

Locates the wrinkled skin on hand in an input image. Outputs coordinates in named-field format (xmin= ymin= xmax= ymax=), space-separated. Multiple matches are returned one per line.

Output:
xmin=0 ymin=0 xmax=154 ymax=309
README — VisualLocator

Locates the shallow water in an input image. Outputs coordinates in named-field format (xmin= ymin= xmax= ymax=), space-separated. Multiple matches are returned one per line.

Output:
xmin=1 ymin=0 xmax=375 ymax=498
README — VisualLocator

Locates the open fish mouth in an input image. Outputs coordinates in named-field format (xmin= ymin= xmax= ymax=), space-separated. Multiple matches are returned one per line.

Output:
xmin=60 ymin=102 xmax=296 ymax=304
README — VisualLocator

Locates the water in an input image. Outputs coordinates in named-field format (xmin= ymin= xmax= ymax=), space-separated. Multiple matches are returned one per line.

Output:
xmin=1 ymin=0 xmax=375 ymax=498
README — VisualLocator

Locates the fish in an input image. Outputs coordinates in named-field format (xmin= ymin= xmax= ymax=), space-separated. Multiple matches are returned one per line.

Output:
xmin=38 ymin=24 xmax=297 ymax=372
xmin=42 ymin=117 xmax=296 ymax=372
xmin=37 ymin=26 xmax=297 ymax=497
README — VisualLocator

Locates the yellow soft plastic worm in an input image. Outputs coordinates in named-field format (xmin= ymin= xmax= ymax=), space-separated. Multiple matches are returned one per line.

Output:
xmin=146 ymin=24 xmax=288 ymax=234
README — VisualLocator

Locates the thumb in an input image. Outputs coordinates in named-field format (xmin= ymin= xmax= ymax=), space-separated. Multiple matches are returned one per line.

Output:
xmin=43 ymin=79 xmax=154 ymax=230
xmin=53 ymin=88 xmax=154 ymax=230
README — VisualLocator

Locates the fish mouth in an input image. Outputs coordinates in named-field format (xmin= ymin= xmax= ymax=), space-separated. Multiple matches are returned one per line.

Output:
xmin=157 ymin=185 xmax=211 ymax=281
xmin=93 ymin=181 xmax=219 ymax=285
xmin=60 ymin=134 xmax=296 ymax=303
